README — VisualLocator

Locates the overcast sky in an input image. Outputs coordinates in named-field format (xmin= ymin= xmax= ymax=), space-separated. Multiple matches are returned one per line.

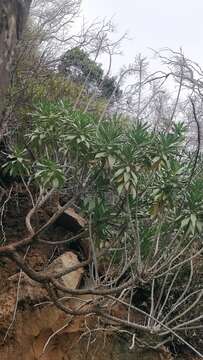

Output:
xmin=81 ymin=0 xmax=203 ymax=73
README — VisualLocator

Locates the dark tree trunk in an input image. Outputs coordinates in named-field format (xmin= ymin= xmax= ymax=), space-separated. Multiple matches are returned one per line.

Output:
xmin=0 ymin=0 xmax=31 ymax=138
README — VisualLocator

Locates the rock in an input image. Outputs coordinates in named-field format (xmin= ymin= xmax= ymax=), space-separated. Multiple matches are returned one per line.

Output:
xmin=44 ymin=192 xmax=87 ymax=233
xmin=55 ymin=207 xmax=87 ymax=233
xmin=64 ymin=208 xmax=87 ymax=228
xmin=47 ymin=251 xmax=84 ymax=289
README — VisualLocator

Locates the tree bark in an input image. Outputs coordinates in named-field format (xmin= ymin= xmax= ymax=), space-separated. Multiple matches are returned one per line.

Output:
xmin=0 ymin=0 xmax=32 ymax=138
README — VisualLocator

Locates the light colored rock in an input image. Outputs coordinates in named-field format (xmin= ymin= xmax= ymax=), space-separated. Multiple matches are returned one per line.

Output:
xmin=47 ymin=251 xmax=84 ymax=289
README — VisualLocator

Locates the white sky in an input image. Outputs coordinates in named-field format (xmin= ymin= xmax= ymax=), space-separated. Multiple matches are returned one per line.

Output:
xmin=81 ymin=0 xmax=203 ymax=73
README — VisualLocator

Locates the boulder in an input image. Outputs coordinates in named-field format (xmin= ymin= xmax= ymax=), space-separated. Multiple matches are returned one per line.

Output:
xmin=47 ymin=251 xmax=84 ymax=289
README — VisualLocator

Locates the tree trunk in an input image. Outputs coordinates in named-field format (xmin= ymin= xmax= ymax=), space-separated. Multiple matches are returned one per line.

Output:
xmin=0 ymin=0 xmax=31 ymax=138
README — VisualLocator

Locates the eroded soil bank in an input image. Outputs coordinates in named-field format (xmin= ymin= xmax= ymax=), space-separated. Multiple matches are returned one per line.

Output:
xmin=0 ymin=188 xmax=201 ymax=360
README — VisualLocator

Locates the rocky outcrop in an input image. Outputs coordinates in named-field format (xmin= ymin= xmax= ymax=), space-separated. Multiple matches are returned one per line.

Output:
xmin=6 ymin=251 xmax=83 ymax=303
xmin=45 ymin=251 xmax=84 ymax=289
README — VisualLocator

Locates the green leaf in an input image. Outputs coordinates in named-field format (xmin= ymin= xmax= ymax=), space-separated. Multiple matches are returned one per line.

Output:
xmin=80 ymin=135 xmax=86 ymax=142
xmin=125 ymin=181 xmax=130 ymax=191
xmin=196 ymin=220 xmax=203 ymax=233
xmin=95 ymin=152 xmax=106 ymax=159
xmin=124 ymin=172 xmax=131 ymax=184
xmin=190 ymin=214 xmax=197 ymax=229
xmin=131 ymin=171 xmax=138 ymax=184
xmin=114 ymin=168 xmax=125 ymax=179
xmin=65 ymin=135 xmax=77 ymax=140
xmin=52 ymin=178 xmax=59 ymax=188
xmin=117 ymin=183 xmax=124 ymax=195
xmin=181 ymin=217 xmax=190 ymax=229
xmin=131 ymin=185 xmax=137 ymax=199
xmin=108 ymin=155 xmax=115 ymax=169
